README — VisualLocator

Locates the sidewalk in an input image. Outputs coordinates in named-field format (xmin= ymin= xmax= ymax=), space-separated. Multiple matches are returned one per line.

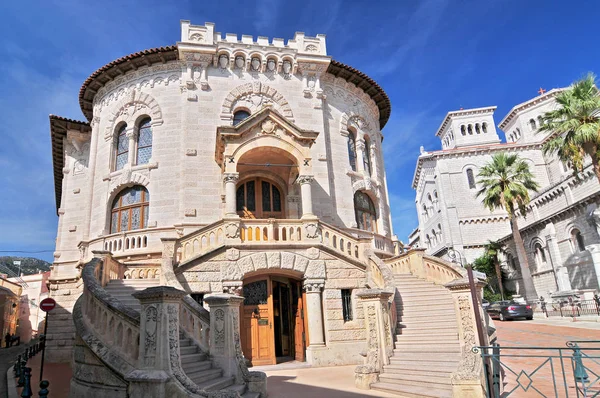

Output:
xmin=532 ymin=314 xmax=600 ymax=330
xmin=5 ymin=351 xmax=71 ymax=398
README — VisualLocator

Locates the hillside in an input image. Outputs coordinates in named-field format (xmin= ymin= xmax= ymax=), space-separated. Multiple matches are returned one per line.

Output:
xmin=0 ymin=256 xmax=51 ymax=277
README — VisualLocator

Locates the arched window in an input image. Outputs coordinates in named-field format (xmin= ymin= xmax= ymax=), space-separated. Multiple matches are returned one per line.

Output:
xmin=136 ymin=118 xmax=152 ymax=165
xmin=114 ymin=124 xmax=129 ymax=171
xmin=461 ymin=125 xmax=466 ymax=136
xmin=529 ymin=118 xmax=537 ymax=131
xmin=475 ymin=123 xmax=481 ymax=134
xmin=516 ymin=127 xmax=521 ymax=138
xmin=467 ymin=124 xmax=473 ymax=135
xmin=509 ymin=133 xmax=514 ymax=142
xmin=110 ymin=186 xmax=149 ymax=234
xmin=233 ymin=110 xmax=251 ymax=126
xmin=354 ymin=191 xmax=377 ymax=233
xmin=482 ymin=122 xmax=488 ymax=133
xmin=363 ymin=137 xmax=372 ymax=176
xmin=571 ymin=229 xmax=585 ymax=253
xmin=534 ymin=243 xmax=546 ymax=267
xmin=431 ymin=229 xmax=437 ymax=245
xmin=347 ymin=132 xmax=357 ymax=172
xmin=422 ymin=203 xmax=428 ymax=220
xmin=236 ymin=178 xmax=283 ymax=218
xmin=537 ymin=116 xmax=543 ymax=127
xmin=433 ymin=190 xmax=439 ymax=211
xmin=466 ymin=168 xmax=476 ymax=189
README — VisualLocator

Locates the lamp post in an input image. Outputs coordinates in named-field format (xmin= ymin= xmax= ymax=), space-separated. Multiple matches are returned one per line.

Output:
xmin=13 ymin=260 xmax=22 ymax=277
xmin=447 ymin=247 xmax=465 ymax=267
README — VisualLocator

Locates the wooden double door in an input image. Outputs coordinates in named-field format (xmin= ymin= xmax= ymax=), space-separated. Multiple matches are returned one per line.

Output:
xmin=240 ymin=276 xmax=307 ymax=366
xmin=236 ymin=178 xmax=284 ymax=219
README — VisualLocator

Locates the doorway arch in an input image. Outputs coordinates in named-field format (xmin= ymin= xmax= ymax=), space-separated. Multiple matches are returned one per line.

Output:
xmin=236 ymin=177 xmax=285 ymax=219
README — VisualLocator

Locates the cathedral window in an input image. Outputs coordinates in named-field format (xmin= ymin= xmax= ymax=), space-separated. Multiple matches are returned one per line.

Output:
xmin=482 ymin=122 xmax=488 ymax=133
xmin=466 ymin=168 xmax=476 ymax=189
xmin=363 ymin=136 xmax=372 ymax=176
xmin=529 ymin=118 xmax=537 ymax=131
xmin=475 ymin=123 xmax=481 ymax=134
xmin=461 ymin=125 xmax=466 ymax=136
xmin=110 ymin=186 xmax=149 ymax=234
xmin=534 ymin=243 xmax=546 ymax=268
xmin=114 ymin=124 xmax=129 ymax=171
xmin=422 ymin=203 xmax=428 ymax=220
xmin=136 ymin=118 xmax=152 ymax=165
xmin=467 ymin=124 xmax=473 ymax=135
xmin=571 ymin=229 xmax=585 ymax=253
xmin=354 ymin=191 xmax=377 ymax=233
xmin=341 ymin=289 xmax=353 ymax=322
xmin=233 ymin=110 xmax=251 ymax=126
xmin=347 ymin=131 xmax=357 ymax=171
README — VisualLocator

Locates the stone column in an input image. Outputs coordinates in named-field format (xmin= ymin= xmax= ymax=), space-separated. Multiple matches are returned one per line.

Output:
xmin=297 ymin=175 xmax=315 ymax=219
xmin=545 ymin=226 xmax=566 ymax=291
xmin=355 ymin=139 xmax=366 ymax=174
xmin=127 ymin=286 xmax=188 ymax=398
xmin=354 ymin=289 xmax=394 ymax=389
xmin=304 ymin=280 xmax=326 ymax=364
xmin=126 ymin=127 xmax=136 ymax=166
xmin=587 ymin=207 xmax=600 ymax=289
xmin=223 ymin=173 xmax=240 ymax=217
xmin=204 ymin=294 xmax=244 ymax=381
xmin=444 ymin=278 xmax=486 ymax=398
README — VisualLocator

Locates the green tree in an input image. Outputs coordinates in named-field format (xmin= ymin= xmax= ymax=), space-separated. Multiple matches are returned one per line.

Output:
xmin=540 ymin=73 xmax=600 ymax=184
xmin=476 ymin=152 xmax=540 ymax=302
xmin=483 ymin=240 xmax=505 ymax=300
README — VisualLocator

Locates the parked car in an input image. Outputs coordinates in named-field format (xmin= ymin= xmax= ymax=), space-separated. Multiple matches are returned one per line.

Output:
xmin=486 ymin=300 xmax=533 ymax=321
xmin=481 ymin=299 xmax=490 ymax=310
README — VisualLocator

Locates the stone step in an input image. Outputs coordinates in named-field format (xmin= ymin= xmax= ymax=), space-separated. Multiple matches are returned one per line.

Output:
xmin=397 ymin=323 xmax=457 ymax=331
xmin=181 ymin=352 xmax=208 ymax=364
xmin=398 ymin=329 xmax=458 ymax=337
xmin=180 ymin=345 xmax=198 ymax=355
xmin=383 ymin=363 xmax=456 ymax=376
xmin=181 ymin=360 xmax=212 ymax=374
xmin=179 ymin=338 xmax=193 ymax=347
xmin=189 ymin=368 xmax=223 ymax=385
xmin=371 ymin=382 xmax=452 ymax=398
xmin=109 ymin=279 xmax=159 ymax=283
xmin=397 ymin=315 xmax=457 ymax=323
xmin=196 ymin=376 xmax=235 ymax=391
xmin=389 ymin=358 xmax=460 ymax=367
xmin=393 ymin=345 xmax=460 ymax=354
xmin=379 ymin=373 xmax=452 ymax=390
xmin=242 ymin=392 xmax=260 ymax=398
xmin=399 ymin=304 xmax=455 ymax=312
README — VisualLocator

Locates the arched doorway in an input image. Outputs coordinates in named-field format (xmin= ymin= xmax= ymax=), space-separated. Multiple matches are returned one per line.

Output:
xmin=236 ymin=178 xmax=285 ymax=219
xmin=240 ymin=274 xmax=307 ymax=366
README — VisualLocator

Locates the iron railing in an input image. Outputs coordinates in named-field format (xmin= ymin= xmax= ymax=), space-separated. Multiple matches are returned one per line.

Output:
xmin=536 ymin=299 xmax=600 ymax=318
xmin=475 ymin=341 xmax=600 ymax=397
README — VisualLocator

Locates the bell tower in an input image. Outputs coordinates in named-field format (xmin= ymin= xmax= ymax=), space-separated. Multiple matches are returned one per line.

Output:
xmin=436 ymin=106 xmax=500 ymax=149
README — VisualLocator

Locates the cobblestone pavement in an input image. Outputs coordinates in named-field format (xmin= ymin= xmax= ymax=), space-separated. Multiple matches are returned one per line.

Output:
xmin=493 ymin=318 xmax=600 ymax=397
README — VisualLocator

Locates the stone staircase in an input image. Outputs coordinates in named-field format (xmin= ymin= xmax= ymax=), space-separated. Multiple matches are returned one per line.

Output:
xmin=104 ymin=278 xmax=259 ymax=397
xmin=371 ymin=273 xmax=460 ymax=398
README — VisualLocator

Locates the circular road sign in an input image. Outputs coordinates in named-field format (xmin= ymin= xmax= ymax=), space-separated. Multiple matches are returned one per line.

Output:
xmin=40 ymin=298 xmax=56 ymax=312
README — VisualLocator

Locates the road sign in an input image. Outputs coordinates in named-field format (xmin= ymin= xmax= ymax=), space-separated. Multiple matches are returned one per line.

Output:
xmin=473 ymin=271 xmax=487 ymax=280
xmin=39 ymin=298 xmax=56 ymax=312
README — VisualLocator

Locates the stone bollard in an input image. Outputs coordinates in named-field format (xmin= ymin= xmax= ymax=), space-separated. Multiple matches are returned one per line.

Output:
xmin=204 ymin=294 xmax=245 ymax=382
xmin=20 ymin=367 xmax=32 ymax=398
xmin=14 ymin=355 xmax=21 ymax=378
xmin=17 ymin=358 xmax=27 ymax=387
xmin=38 ymin=380 xmax=49 ymax=398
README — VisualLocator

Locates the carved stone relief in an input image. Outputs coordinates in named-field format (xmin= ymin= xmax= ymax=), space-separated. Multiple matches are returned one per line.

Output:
xmin=452 ymin=295 xmax=480 ymax=381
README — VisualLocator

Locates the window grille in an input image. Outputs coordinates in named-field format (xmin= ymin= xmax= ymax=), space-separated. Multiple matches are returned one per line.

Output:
xmin=342 ymin=289 xmax=353 ymax=322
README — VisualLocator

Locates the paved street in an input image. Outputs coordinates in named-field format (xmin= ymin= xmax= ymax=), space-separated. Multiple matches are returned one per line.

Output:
xmin=492 ymin=317 xmax=600 ymax=397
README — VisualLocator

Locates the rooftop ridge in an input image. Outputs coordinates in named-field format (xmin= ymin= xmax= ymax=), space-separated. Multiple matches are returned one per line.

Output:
xmin=497 ymin=88 xmax=565 ymax=129
xmin=435 ymin=106 xmax=497 ymax=137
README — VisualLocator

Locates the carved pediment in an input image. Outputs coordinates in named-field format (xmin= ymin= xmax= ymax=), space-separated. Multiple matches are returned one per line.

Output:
xmin=215 ymin=106 xmax=319 ymax=169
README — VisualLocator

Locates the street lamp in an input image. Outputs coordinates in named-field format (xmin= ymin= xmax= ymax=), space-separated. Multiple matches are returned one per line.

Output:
xmin=447 ymin=247 xmax=465 ymax=267
xmin=13 ymin=260 xmax=22 ymax=277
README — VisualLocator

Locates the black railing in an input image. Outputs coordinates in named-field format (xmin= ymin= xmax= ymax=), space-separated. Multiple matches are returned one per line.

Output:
xmin=12 ymin=336 xmax=50 ymax=397
xmin=537 ymin=298 xmax=600 ymax=318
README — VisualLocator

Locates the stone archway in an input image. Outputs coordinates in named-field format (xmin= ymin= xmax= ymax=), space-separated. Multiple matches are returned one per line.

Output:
xmin=104 ymin=90 xmax=163 ymax=141
xmin=220 ymin=82 xmax=294 ymax=122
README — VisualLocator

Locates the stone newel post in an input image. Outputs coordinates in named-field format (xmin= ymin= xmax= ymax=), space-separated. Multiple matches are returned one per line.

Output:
xmin=204 ymin=294 xmax=245 ymax=382
xmin=223 ymin=173 xmax=240 ymax=217
xmin=127 ymin=286 xmax=188 ymax=398
xmin=354 ymin=289 xmax=394 ymax=390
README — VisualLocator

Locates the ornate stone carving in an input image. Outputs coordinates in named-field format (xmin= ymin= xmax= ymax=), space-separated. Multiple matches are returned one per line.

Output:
xmin=588 ymin=207 xmax=600 ymax=237
xmin=304 ymin=222 xmax=321 ymax=239
xmin=103 ymin=90 xmax=163 ymax=142
xmin=225 ymin=222 xmax=240 ymax=239
xmin=214 ymin=308 xmax=225 ymax=348
xmin=251 ymin=57 xmax=261 ymax=72
xmin=144 ymin=306 xmax=158 ymax=365
xmin=223 ymin=173 xmax=240 ymax=183
xmin=189 ymin=32 xmax=203 ymax=41
xmin=365 ymin=304 xmax=380 ymax=370
xmin=452 ymin=295 xmax=481 ymax=381
xmin=235 ymin=56 xmax=245 ymax=69
xmin=306 ymin=247 xmax=320 ymax=259
xmin=296 ymin=175 xmax=314 ymax=185
xmin=305 ymin=44 xmax=318 ymax=52
xmin=261 ymin=119 xmax=276 ymax=134
xmin=303 ymin=280 xmax=324 ymax=293
xmin=218 ymin=54 xmax=229 ymax=70
xmin=221 ymin=82 xmax=294 ymax=121
xmin=267 ymin=59 xmax=276 ymax=72
xmin=226 ymin=248 xmax=240 ymax=261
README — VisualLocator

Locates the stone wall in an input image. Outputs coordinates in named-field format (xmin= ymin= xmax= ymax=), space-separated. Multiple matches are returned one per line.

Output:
xmin=46 ymin=279 xmax=82 ymax=362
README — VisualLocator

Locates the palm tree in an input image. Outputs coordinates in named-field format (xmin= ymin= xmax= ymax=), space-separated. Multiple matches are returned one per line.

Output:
xmin=484 ymin=240 xmax=505 ymax=300
xmin=540 ymin=73 xmax=600 ymax=184
xmin=477 ymin=152 xmax=540 ymax=303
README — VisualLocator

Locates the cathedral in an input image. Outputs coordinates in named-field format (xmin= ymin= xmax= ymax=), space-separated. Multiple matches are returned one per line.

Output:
xmin=411 ymin=89 xmax=600 ymax=302
xmin=48 ymin=20 xmax=487 ymax=397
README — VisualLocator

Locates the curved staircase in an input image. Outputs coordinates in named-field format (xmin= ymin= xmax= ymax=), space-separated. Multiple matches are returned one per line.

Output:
xmin=371 ymin=273 xmax=460 ymax=398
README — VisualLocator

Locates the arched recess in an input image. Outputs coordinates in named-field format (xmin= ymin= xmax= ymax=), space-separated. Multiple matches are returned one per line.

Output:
xmin=104 ymin=90 xmax=163 ymax=141
xmin=105 ymin=172 xmax=150 ymax=233
xmin=232 ymin=138 xmax=309 ymax=175
xmin=221 ymin=82 xmax=294 ymax=122
xmin=340 ymin=112 xmax=372 ymax=139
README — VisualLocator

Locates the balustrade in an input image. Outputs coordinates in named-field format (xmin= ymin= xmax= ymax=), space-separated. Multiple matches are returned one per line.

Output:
xmin=385 ymin=249 xmax=464 ymax=285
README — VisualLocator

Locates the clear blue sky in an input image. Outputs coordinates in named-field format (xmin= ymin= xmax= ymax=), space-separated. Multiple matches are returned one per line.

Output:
xmin=1 ymin=0 xmax=598 ymax=263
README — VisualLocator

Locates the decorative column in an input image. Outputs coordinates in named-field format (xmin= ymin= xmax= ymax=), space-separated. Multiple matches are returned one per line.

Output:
xmin=586 ymin=207 xmax=600 ymax=290
xmin=355 ymin=139 xmax=366 ymax=174
xmin=126 ymin=286 xmax=188 ymax=398
xmin=203 ymin=294 xmax=245 ymax=381
xmin=544 ymin=224 xmax=568 ymax=292
xmin=354 ymin=289 xmax=394 ymax=390
xmin=126 ymin=127 xmax=136 ymax=166
xmin=444 ymin=278 xmax=487 ymax=398
xmin=304 ymin=280 xmax=326 ymax=364
xmin=297 ymin=175 xmax=315 ymax=219
xmin=223 ymin=173 xmax=240 ymax=217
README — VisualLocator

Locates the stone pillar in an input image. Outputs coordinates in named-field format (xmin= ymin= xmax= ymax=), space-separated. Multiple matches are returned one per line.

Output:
xmin=354 ymin=289 xmax=394 ymax=389
xmin=545 ymin=227 xmax=566 ymax=291
xmin=204 ymin=294 xmax=244 ymax=381
xmin=297 ymin=175 xmax=315 ymax=218
xmin=223 ymin=173 xmax=240 ymax=217
xmin=304 ymin=280 xmax=326 ymax=364
xmin=126 ymin=127 xmax=136 ymax=166
xmin=445 ymin=278 xmax=486 ymax=398
xmin=127 ymin=286 xmax=188 ymax=398
xmin=355 ymin=139 xmax=366 ymax=174
xmin=586 ymin=244 xmax=600 ymax=291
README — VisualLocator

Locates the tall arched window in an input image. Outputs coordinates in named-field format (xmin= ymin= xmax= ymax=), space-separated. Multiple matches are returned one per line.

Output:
xmin=571 ymin=229 xmax=585 ymax=253
xmin=482 ymin=122 xmax=488 ymax=133
xmin=347 ymin=131 xmax=357 ymax=171
xmin=534 ymin=243 xmax=546 ymax=268
xmin=233 ymin=110 xmax=251 ymax=126
xmin=110 ymin=186 xmax=149 ymax=233
xmin=475 ymin=123 xmax=481 ymax=134
xmin=136 ymin=118 xmax=152 ymax=165
xmin=115 ymin=124 xmax=129 ymax=171
xmin=363 ymin=137 xmax=372 ymax=176
xmin=467 ymin=124 xmax=473 ymax=135
xmin=461 ymin=125 xmax=466 ymax=136
xmin=466 ymin=168 xmax=476 ymax=189
xmin=354 ymin=191 xmax=377 ymax=233
xmin=516 ymin=128 xmax=521 ymax=138
xmin=422 ymin=203 xmax=429 ymax=220
xmin=529 ymin=118 xmax=537 ymax=131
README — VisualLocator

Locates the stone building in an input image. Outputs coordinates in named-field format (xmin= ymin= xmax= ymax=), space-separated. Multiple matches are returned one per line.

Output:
xmin=9 ymin=271 xmax=50 ymax=343
xmin=48 ymin=20 xmax=487 ymax=397
xmin=412 ymin=89 xmax=600 ymax=301
xmin=0 ymin=278 xmax=21 ymax=343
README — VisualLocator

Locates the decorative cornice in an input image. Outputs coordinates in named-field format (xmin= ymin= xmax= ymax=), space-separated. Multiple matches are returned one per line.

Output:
xmin=297 ymin=175 xmax=315 ymax=185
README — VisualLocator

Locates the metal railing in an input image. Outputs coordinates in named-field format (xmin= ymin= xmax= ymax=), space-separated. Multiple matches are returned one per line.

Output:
xmin=475 ymin=341 xmax=600 ymax=397
xmin=537 ymin=299 xmax=600 ymax=318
